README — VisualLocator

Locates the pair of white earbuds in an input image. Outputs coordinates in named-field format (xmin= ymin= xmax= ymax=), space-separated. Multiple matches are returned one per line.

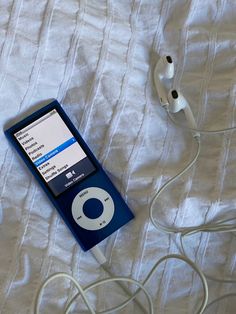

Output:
xmin=154 ymin=56 xmax=199 ymax=137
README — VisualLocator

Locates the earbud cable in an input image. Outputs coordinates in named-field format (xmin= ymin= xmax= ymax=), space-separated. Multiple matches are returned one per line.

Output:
xmin=34 ymin=254 xmax=208 ymax=314
xmin=149 ymin=136 xmax=201 ymax=234
xmin=167 ymin=109 xmax=236 ymax=134
xmin=150 ymin=135 xmax=236 ymax=283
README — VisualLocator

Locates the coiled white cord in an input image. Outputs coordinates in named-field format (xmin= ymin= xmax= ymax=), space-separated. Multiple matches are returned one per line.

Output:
xmin=34 ymin=254 xmax=208 ymax=314
xmin=34 ymin=272 xmax=153 ymax=314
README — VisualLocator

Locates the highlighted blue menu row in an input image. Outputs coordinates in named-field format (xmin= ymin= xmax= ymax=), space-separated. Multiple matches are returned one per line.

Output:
xmin=34 ymin=137 xmax=76 ymax=167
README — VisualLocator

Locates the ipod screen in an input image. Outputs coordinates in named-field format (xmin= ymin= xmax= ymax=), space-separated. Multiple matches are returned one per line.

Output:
xmin=14 ymin=109 xmax=96 ymax=196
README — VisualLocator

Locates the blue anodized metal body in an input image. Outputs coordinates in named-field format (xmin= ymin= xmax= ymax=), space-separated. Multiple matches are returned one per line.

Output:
xmin=4 ymin=100 xmax=134 ymax=251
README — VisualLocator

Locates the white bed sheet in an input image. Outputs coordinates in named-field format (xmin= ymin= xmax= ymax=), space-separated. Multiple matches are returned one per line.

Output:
xmin=1 ymin=0 xmax=236 ymax=313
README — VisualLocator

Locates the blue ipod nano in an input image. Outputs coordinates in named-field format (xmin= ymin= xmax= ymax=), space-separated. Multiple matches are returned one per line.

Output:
xmin=4 ymin=100 xmax=134 ymax=251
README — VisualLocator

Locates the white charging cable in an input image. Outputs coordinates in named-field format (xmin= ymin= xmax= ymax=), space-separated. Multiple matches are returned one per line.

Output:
xmin=34 ymin=251 xmax=208 ymax=314
xmin=90 ymin=247 xmax=148 ymax=314
xmin=34 ymin=246 xmax=148 ymax=314
xmin=34 ymin=271 xmax=153 ymax=314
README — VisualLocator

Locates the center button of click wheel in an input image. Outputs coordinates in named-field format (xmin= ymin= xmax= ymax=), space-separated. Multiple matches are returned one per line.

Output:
xmin=82 ymin=198 xmax=104 ymax=219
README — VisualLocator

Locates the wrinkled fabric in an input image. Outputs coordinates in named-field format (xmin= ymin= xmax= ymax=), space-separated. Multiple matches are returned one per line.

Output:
xmin=0 ymin=0 xmax=236 ymax=313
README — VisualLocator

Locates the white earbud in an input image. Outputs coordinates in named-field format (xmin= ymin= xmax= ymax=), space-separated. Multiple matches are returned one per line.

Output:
xmin=168 ymin=90 xmax=199 ymax=138
xmin=154 ymin=56 xmax=174 ymax=106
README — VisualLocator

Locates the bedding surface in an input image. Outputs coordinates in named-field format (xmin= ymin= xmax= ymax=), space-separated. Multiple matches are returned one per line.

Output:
xmin=1 ymin=0 xmax=236 ymax=313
